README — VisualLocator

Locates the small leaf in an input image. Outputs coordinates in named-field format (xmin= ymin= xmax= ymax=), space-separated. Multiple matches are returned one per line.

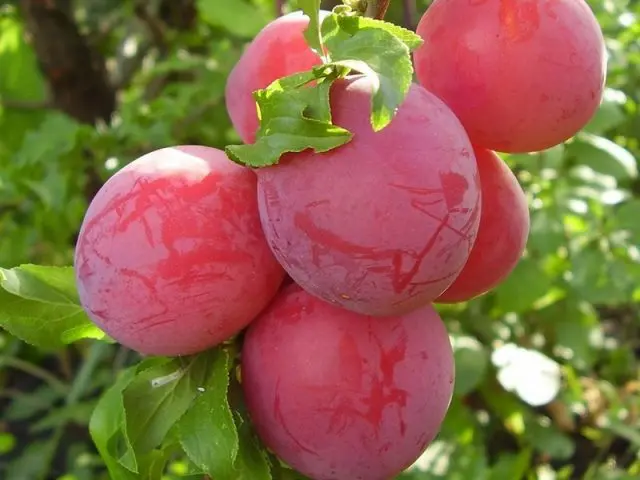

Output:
xmin=179 ymin=348 xmax=239 ymax=479
xmin=326 ymin=15 xmax=423 ymax=51
xmin=196 ymin=0 xmax=270 ymax=38
xmin=451 ymin=335 xmax=489 ymax=396
xmin=322 ymin=14 xmax=415 ymax=130
xmin=487 ymin=449 xmax=532 ymax=480
xmin=614 ymin=199 xmax=640 ymax=241
xmin=298 ymin=0 xmax=324 ymax=56
xmin=570 ymin=247 xmax=633 ymax=305
xmin=584 ymin=88 xmax=627 ymax=134
xmin=89 ymin=366 xmax=140 ymax=479
xmin=1 ymin=264 xmax=80 ymax=304
xmin=524 ymin=420 xmax=575 ymax=460
xmin=552 ymin=300 xmax=598 ymax=369
xmin=5 ymin=437 xmax=58 ymax=480
xmin=0 ymin=265 xmax=106 ymax=349
xmin=31 ymin=401 xmax=95 ymax=433
xmin=122 ymin=354 xmax=214 ymax=459
xmin=225 ymin=69 xmax=352 ymax=167
xmin=494 ymin=259 xmax=553 ymax=313
xmin=233 ymin=412 xmax=273 ymax=480
xmin=5 ymin=384 xmax=63 ymax=421
xmin=567 ymin=133 xmax=638 ymax=180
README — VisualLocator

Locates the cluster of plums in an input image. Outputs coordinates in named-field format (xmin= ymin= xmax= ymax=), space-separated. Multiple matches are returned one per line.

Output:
xmin=74 ymin=1 xmax=605 ymax=479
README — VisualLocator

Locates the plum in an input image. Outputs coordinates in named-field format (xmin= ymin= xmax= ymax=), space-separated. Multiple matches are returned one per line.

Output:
xmin=256 ymin=75 xmax=481 ymax=316
xmin=437 ymin=148 xmax=530 ymax=303
xmin=74 ymin=145 xmax=285 ymax=356
xmin=413 ymin=0 xmax=606 ymax=153
xmin=225 ymin=11 xmax=327 ymax=143
xmin=242 ymin=284 xmax=455 ymax=480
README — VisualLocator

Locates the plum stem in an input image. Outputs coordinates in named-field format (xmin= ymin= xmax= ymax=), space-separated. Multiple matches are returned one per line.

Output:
xmin=365 ymin=0 xmax=391 ymax=19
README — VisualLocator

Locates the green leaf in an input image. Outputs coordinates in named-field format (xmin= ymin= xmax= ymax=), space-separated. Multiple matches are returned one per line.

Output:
xmin=494 ymin=259 xmax=554 ymax=313
xmin=89 ymin=365 xmax=140 ymax=479
xmin=122 ymin=354 xmax=215 ymax=461
xmin=225 ymin=69 xmax=352 ymax=167
xmin=326 ymin=15 xmax=423 ymax=51
xmin=0 ymin=13 xmax=47 ymax=159
xmin=570 ymin=247 xmax=633 ymax=305
xmin=584 ymin=88 xmax=627 ymax=134
xmin=5 ymin=436 xmax=58 ymax=480
xmin=408 ymin=440 xmax=488 ymax=478
xmin=605 ymin=417 xmax=640 ymax=449
xmin=179 ymin=348 xmax=240 ymax=479
xmin=31 ymin=401 xmax=95 ymax=433
xmin=14 ymin=112 xmax=82 ymax=168
xmin=299 ymin=0 xmax=324 ymax=56
xmin=438 ymin=399 xmax=479 ymax=444
xmin=548 ymin=300 xmax=598 ymax=370
xmin=487 ymin=449 xmax=532 ymax=480
xmin=452 ymin=335 xmax=489 ymax=396
xmin=196 ymin=0 xmax=270 ymax=38
xmin=567 ymin=133 xmax=638 ymax=181
xmin=233 ymin=412 xmax=273 ymax=480
xmin=5 ymin=384 xmax=63 ymax=421
xmin=614 ymin=199 xmax=640 ymax=241
xmin=0 ymin=265 xmax=107 ymax=349
xmin=322 ymin=14 xmax=417 ymax=130
xmin=524 ymin=420 xmax=575 ymax=460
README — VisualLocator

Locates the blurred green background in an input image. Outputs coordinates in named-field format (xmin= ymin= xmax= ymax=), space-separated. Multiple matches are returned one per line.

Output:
xmin=0 ymin=0 xmax=639 ymax=479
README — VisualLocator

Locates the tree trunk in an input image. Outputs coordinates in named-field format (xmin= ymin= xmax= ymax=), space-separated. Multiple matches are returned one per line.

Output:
xmin=19 ymin=0 xmax=116 ymax=125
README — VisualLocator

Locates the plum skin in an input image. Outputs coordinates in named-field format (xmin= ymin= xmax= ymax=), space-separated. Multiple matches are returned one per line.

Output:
xmin=437 ymin=148 xmax=530 ymax=303
xmin=413 ymin=0 xmax=607 ymax=153
xmin=241 ymin=284 xmax=455 ymax=480
xmin=74 ymin=146 xmax=285 ymax=356
xmin=256 ymin=75 xmax=481 ymax=316
xmin=225 ymin=11 xmax=325 ymax=144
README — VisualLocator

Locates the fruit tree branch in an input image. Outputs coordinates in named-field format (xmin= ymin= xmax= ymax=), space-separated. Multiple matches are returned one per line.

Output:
xmin=18 ymin=0 xmax=116 ymax=125
xmin=402 ymin=0 xmax=416 ymax=28
xmin=0 ymin=97 xmax=52 ymax=110
xmin=18 ymin=0 xmax=117 ymax=201
xmin=365 ymin=0 xmax=391 ymax=19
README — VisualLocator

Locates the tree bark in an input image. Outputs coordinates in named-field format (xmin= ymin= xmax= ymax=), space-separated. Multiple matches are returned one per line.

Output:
xmin=18 ymin=0 xmax=116 ymax=125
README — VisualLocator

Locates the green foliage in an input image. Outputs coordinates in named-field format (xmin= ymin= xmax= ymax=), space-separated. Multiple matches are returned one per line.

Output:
xmin=225 ymin=69 xmax=354 ymax=167
xmin=0 ymin=0 xmax=639 ymax=479
xmin=0 ymin=265 xmax=106 ymax=349
xmin=226 ymin=5 xmax=423 ymax=167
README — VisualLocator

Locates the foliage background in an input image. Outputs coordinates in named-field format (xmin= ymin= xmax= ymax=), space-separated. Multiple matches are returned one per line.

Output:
xmin=0 ymin=0 xmax=638 ymax=479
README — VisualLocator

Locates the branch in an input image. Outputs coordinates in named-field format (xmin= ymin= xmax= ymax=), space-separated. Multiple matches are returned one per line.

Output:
xmin=275 ymin=0 xmax=285 ymax=16
xmin=365 ymin=0 xmax=391 ymax=19
xmin=0 ymin=97 xmax=52 ymax=110
xmin=19 ymin=0 xmax=116 ymax=125
xmin=18 ymin=0 xmax=116 ymax=201
xmin=134 ymin=0 xmax=168 ymax=54
xmin=402 ymin=0 xmax=417 ymax=28
xmin=141 ymin=0 xmax=198 ymax=102
xmin=110 ymin=33 xmax=153 ymax=90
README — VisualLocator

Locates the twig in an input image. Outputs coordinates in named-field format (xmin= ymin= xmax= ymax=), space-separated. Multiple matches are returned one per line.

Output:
xmin=110 ymin=33 xmax=154 ymax=90
xmin=402 ymin=0 xmax=417 ymax=28
xmin=133 ymin=1 xmax=168 ymax=54
xmin=275 ymin=0 xmax=285 ymax=16
xmin=365 ymin=0 xmax=391 ymax=19
xmin=0 ymin=98 xmax=52 ymax=110
xmin=0 ymin=356 xmax=68 ymax=394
